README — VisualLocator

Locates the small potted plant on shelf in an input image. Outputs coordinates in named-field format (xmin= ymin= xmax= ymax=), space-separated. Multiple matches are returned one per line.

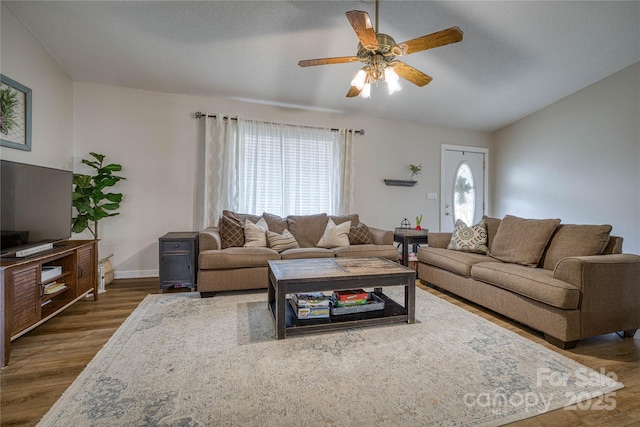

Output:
xmin=72 ymin=152 xmax=125 ymax=240
xmin=409 ymin=163 xmax=422 ymax=181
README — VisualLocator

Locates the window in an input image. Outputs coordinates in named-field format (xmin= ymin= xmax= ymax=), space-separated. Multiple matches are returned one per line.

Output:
xmin=203 ymin=117 xmax=355 ymax=227
xmin=453 ymin=162 xmax=476 ymax=226
xmin=238 ymin=121 xmax=340 ymax=217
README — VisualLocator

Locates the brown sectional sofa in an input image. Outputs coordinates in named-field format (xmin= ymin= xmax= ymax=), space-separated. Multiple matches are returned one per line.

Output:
xmin=418 ymin=215 xmax=640 ymax=349
xmin=198 ymin=211 xmax=398 ymax=296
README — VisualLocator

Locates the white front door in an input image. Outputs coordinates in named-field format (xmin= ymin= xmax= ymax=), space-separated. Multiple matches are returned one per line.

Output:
xmin=440 ymin=145 xmax=488 ymax=232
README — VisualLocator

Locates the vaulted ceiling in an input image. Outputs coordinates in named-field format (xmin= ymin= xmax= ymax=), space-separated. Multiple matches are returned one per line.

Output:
xmin=4 ymin=1 xmax=639 ymax=132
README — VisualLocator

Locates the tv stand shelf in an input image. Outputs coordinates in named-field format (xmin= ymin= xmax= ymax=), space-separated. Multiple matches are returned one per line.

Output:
xmin=1 ymin=240 xmax=98 ymax=368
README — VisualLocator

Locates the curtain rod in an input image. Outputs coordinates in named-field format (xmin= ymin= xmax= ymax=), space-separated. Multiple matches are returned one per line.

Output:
xmin=193 ymin=112 xmax=364 ymax=136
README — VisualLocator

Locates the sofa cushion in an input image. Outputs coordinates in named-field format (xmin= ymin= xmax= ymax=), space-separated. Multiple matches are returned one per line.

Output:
xmin=199 ymin=247 xmax=280 ymax=269
xmin=330 ymin=214 xmax=360 ymax=226
xmin=489 ymin=215 xmax=560 ymax=267
xmin=482 ymin=215 xmax=502 ymax=251
xmin=243 ymin=218 xmax=269 ymax=247
xmin=219 ymin=210 xmax=262 ymax=249
xmin=317 ymin=219 xmax=351 ymax=248
xmin=418 ymin=247 xmax=499 ymax=277
xmin=267 ymin=229 xmax=300 ymax=252
xmin=540 ymin=224 xmax=612 ymax=270
xmin=349 ymin=223 xmax=373 ymax=245
xmin=287 ymin=213 xmax=328 ymax=248
xmin=280 ymin=247 xmax=335 ymax=260
xmin=470 ymin=262 xmax=581 ymax=309
xmin=447 ymin=219 xmax=488 ymax=254
xmin=263 ymin=212 xmax=288 ymax=234
xmin=333 ymin=244 xmax=398 ymax=260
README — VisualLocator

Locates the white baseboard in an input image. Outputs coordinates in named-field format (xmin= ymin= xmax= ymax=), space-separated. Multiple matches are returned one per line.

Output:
xmin=114 ymin=270 xmax=158 ymax=280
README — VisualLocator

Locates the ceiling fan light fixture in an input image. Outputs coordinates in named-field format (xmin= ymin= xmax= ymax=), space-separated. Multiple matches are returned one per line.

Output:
xmin=298 ymin=5 xmax=463 ymax=99
xmin=384 ymin=66 xmax=401 ymax=94
xmin=361 ymin=81 xmax=372 ymax=98
xmin=351 ymin=68 xmax=368 ymax=90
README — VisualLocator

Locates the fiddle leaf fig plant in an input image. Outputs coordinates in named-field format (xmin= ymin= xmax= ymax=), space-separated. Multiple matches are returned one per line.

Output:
xmin=72 ymin=152 xmax=125 ymax=240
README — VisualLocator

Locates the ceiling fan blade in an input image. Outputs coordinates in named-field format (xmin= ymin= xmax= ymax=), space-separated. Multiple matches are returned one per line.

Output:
xmin=346 ymin=85 xmax=362 ymax=98
xmin=392 ymin=26 xmax=463 ymax=56
xmin=391 ymin=61 xmax=433 ymax=87
xmin=345 ymin=10 xmax=379 ymax=51
xmin=298 ymin=56 xmax=360 ymax=67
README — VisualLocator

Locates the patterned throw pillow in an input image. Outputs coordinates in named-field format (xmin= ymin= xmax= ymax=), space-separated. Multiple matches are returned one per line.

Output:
xmin=349 ymin=223 xmax=373 ymax=245
xmin=266 ymin=229 xmax=300 ymax=252
xmin=219 ymin=210 xmax=262 ymax=249
xmin=447 ymin=219 xmax=489 ymax=254
xmin=220 ymin=215 xmax=245 ymax=249
xmin=316 ymin=219 xmax=351 ymax=248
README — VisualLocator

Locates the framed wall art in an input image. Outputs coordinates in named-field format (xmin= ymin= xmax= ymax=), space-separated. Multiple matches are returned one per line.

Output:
xmin=1 ymin=74 xmax=32 ymax=151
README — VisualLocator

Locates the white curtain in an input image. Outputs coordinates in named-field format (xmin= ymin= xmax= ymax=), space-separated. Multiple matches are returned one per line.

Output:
xmin=203 ymin=114 xmax=239 ymax=228
xmin=203 ymin=116 xmax=356 ymax=226
xmin=335 ymin=128 xmax=355 ymax=215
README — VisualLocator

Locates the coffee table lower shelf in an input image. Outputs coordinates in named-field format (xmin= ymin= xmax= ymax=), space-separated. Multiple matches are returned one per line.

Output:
xmin=268 ymin=292 xmax=408 ymax=337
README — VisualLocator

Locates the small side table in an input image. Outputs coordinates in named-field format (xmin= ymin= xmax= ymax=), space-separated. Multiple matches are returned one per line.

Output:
xmin=394 ymin=230 xmax=429 ymax=268
xmin=159 ymin=232 xmax=199 ymax=293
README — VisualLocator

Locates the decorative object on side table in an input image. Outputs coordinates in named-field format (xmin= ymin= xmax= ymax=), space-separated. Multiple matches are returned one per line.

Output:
xmin=415 ymin=214 xmax=423 ymax=230
xmin=396 ymin=217 xmax=411 ymax=232
xmin=0 ymin=74 xmax=32 ymax=151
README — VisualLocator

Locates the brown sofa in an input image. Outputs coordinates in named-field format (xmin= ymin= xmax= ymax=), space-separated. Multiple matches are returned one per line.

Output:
xmin=418 ymin=215 xmax=640 ymax=349
xmin=198 ymin=211 xmax=398 ymax=296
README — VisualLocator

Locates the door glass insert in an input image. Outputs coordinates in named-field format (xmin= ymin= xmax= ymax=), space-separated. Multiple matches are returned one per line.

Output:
xmin=453 ymin=162 xmax=476 ymax=226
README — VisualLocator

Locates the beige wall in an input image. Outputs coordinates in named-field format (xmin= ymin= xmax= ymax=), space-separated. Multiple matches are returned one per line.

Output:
xmin=8 ymin=3 xmax=637 ymax=277
xmin=72 ymin=83 xmax=492 ymax=277
xmin=493 ymin=62 xmax=640 ymax=255
xmin=0 ymin=5 xmax=74 ymax=169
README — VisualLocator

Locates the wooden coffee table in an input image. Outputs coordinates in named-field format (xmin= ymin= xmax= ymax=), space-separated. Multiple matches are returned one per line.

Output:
xmin=267 ymin=257 xmax=416 ymax=339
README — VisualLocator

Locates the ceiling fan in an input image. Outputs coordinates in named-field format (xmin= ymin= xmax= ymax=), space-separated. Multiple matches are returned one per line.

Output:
xmin=298 ymin=0 xmax=463 ymax=98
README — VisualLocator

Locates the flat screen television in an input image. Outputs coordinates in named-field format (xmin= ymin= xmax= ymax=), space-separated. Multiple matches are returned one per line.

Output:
xmin=1 ymin=160 xmax=73 ymax=257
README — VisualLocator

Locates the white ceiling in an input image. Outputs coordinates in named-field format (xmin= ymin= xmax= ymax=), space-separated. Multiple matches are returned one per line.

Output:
xmin=4 ymin=1 xmax=639 ymax=132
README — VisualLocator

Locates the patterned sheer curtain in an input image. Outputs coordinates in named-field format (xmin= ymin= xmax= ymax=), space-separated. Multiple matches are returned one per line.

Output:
xmin=203 ymin=115 xmax=355 ymax=228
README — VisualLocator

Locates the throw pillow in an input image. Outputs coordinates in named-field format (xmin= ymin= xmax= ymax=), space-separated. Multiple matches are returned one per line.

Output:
xmin=219 ymin=210 xmax=262 ymax=249
xmin=540 ymin=224 xmax=612 ymax=270
xmin=482 ymin=215 xmax=502 ymax=252
xmin=329 ymin=214 xmax=360 ymax=226
xmin=447 ymin=219 xmax=488 ymax=254
xmin=220 ymin=214 xmax=245 ymax=249
xmin=243 ymin=218 xmax=269 ymax=247
xmin=489 ymin=215 xmax=561 ymax=267
xmin=349 ymin=223 xmax=373 ymax=245
xmin=287 ymin=213 xmax=329 ymax=248
xmin=262 ymin=212 xmax=288 ymax=234
xmin=317 ymin=219 xmax=351 ymax=248
xmin=267 ymin=229 xmax=300 ymax=252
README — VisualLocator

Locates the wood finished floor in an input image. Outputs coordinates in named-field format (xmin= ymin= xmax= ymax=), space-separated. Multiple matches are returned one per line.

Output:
xmin=1 ymin=278 xmax=638 ymax=426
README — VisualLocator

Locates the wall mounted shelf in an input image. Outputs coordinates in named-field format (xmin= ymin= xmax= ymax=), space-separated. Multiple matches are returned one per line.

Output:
xmin=384 ymin=179 xmax=417 ymax=187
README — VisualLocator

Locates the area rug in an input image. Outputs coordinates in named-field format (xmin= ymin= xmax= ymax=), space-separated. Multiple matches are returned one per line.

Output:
xmin=38 ymin=287 xmax=622 ymax=426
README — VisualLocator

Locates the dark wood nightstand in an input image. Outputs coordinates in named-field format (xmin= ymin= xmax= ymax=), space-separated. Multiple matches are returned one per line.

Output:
xmin=158 ymin=232 xmax=199 ymax=293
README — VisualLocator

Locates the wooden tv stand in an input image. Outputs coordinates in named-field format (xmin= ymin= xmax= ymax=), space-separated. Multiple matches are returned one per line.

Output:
xmin=0 ymin=240 xmax=98 ymax=368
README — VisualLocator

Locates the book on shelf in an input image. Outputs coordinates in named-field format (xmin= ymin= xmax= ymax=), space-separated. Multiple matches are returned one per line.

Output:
xmin=44 ymin=282 xmax=67 ymax=294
